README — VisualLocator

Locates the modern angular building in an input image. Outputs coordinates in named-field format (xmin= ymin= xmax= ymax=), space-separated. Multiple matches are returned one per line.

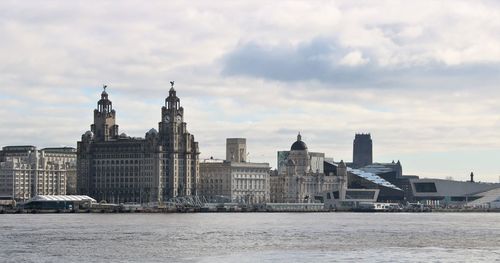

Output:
xmin=323 ymin=160 xmax=404 ymax=203
xmin=359 ymin=161 xmax=417 ymax=202
xmin=347 ymin=133 xmax=413 ymax=202
xmin=0 ymin=146 xmax=77 ymax=202
xmin=410 ymin=177 xmax=500 ymax=207
xmin=199 ymin=138 xmax=270 ymax=204
xmin=77 ymin=84 xmax=199 ymax=204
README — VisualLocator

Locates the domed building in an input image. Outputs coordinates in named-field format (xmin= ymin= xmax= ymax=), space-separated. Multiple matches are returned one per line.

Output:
xmin=270 ymin=133 xmax=344 ymax=203
xmin=287 ymin=133 xmax=310 ymax=175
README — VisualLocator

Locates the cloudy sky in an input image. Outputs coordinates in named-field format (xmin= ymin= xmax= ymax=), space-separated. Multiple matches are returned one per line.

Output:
xmin=1 ymin=1 xmax=500 ymax=182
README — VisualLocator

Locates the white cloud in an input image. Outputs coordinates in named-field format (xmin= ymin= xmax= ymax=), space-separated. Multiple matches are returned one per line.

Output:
xmin=0 ymin=0 xmax=500 ymax=181
xmin=339 ymin=51 xmax=370 ymax=66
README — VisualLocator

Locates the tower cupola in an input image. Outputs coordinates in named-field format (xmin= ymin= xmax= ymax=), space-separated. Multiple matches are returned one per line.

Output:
xmin=91 ymin=85 xmax=119 ymax=142
xmin=166 ymin=81 xmax=181 ymax=110
xmin=97 ymin=85 xmax=113 ymax=113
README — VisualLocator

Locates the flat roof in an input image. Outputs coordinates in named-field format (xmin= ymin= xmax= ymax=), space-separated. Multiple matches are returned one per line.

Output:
xmin=41 ymin=147 xmax=77 ymax=153
xmin=30 ymin=195 xmax=96 ymax=202
xmin=2 ymin=146 xmax=37 ymax=152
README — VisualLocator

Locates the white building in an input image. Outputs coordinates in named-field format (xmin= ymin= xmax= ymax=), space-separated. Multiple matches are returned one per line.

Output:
xmin=0 ymin=146 xmax=77 ymax=202
xmin=200 ymin=138 xmax=270 ymax=204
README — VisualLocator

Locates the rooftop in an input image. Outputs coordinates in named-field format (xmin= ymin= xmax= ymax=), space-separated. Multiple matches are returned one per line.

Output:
xmin=291 ymin=133 xmax=308 ymax=151
xmin=30 ymin=195 xmax=96 ymax=202
xmin=347 ymin=168 xmax=402 ymax=191
xmin=41 ymin=147 xmax=77 ymax=153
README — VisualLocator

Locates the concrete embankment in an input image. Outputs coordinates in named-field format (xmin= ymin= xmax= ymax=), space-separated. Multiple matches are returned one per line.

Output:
xmin=2 ymin=207 xmax=500 ymax=214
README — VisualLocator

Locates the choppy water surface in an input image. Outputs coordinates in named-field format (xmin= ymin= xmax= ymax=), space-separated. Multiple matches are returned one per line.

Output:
xmin=1 ymin=213 xmax=499 ymax=262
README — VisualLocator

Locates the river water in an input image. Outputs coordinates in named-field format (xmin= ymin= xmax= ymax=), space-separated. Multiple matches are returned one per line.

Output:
xmin=0 ymin=213 xmax=499 ymax=262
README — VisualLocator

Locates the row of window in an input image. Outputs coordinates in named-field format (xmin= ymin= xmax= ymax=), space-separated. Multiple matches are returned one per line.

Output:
xmin=96 ymin=177 xmax=152 ymax=183
xmin=11 ymin=178 xmax=65 ymax=182
xmin=234 ymin=183 xmax=266 ymax=190
xmin=96 ymin=184 xmax=154 ymax=188
xmin=93 ymin=160 xmax=193 ymax=166
xmin=233 ymin=168 xmax=269 ymax=173
xmin=233 ymin=174 xmax=268 ymax=179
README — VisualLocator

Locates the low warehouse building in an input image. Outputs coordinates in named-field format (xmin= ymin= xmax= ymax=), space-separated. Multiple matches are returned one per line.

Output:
xmin=23 ymin=195 xmax=96 ymax=211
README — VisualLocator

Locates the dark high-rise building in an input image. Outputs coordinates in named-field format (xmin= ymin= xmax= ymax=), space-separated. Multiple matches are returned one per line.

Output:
xmin=353 ymin=133 xmax=373 ymax=168
xmin=77 ymin=84 xmax=199 ymax=204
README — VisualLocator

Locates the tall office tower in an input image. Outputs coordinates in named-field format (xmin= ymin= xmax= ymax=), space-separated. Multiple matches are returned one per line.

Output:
xmin=226 ymin=138 xmax=247 ymax=162
xmin=353 ymin=133 xmax=373 ymax=168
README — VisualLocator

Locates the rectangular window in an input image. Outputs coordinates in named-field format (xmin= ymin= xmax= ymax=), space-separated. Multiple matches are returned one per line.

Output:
xmin=345 ymin=190 xmax=375 ymax=200
xmin=414 ymin=182 xmax=437 ymax=193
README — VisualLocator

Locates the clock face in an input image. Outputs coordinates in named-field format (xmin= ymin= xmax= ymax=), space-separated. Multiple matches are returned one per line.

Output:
xmin=164 ymin=115 xmax=170 ymax=122
xmin=176 ymin=115 xmax=182 ymax=122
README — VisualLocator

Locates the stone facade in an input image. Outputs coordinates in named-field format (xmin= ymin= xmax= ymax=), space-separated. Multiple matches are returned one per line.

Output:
xmin=77 ymin=85 xmax=199 ymax=204
xmin=200 ymin=138 xmax=270 ymax=204
xmin=199 ymin=159 xmax=231 ymax=201
xmin=0 ymin=146 xmax=76 ymax=202
xmin=270 ymin=134 xmax=344 ymax=203
xmin=226 ymin=138 xmax=246 ymax=162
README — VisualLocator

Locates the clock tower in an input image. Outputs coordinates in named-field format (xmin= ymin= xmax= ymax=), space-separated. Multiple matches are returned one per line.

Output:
xmin=159 ymin=83 xmax=184 ymax=137
xmin=158 ymin=82 xmax=200 ymax=199
xmin=77 ymin=83 xmax=200 ymax=204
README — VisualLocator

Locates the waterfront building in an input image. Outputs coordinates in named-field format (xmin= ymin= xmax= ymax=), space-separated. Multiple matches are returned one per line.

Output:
xmin=345 ymin=134 xmax=413 ymax=202
xmin=270 ymin=133 xmax=342 ymax=203
xmin=199 ymin=138 xmax=270 ymax=204
xmin=410 ymin=177 xmax=500 ymax=207
xmin=358 ymin=161 xmax=417 ymax=202
xmin=351 ymin=137 xmax=500 ymax=206
xmin=42 ymin=147 xmax=78 ymax=195
xmin=322 ymin=161 xmax=382 ymax=210
xmin=23 ymin=195 xmax=96 ymax=210
xmin=0 ymin=146 xmax=77 ymax=202
xmin=324 ymin=160 xmax=403 ymax=203
xmin=77 ymin=84 xmax=199 ymax=204
xmin=269 ymin=133 xmax=402 ymax=204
